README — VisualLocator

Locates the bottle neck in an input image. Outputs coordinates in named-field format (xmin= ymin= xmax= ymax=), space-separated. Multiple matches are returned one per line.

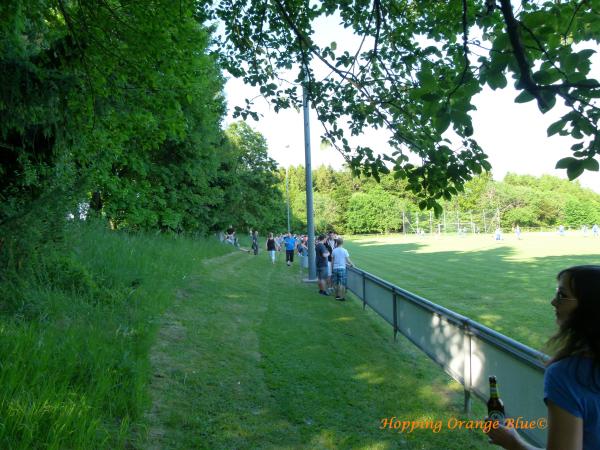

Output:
xmin=490 ymin=384 xmax=499 ymax=399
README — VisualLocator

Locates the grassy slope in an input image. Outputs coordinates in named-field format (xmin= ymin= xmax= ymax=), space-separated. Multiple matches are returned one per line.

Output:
xmin=344 ymin=233 xmax=600 ymax=350
xmin=139 ymin=249 xmax=489 ymax=450
xmin=0 ymin=224 xmax=231 ymax=449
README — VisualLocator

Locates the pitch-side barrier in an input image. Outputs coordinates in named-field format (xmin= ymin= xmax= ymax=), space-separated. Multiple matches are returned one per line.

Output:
xmin=347 ymin=266 xmax=549 ymax=446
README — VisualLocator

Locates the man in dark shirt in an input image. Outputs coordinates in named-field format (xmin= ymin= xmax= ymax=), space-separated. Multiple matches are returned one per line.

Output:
xmin=315 ymin=234 xmax=330 ymax=296
xmin=324 ymin=231 xmax=336 ymax=293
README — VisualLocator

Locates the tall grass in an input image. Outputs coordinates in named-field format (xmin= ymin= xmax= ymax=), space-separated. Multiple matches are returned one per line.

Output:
xmin=0 ymin=222 xmax=230 ymax=449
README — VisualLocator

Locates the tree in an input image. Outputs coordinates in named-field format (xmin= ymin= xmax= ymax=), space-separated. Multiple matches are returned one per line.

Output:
xmin=564 ymin=198 xmax=600 ymax=227
xmin=221 ymin=122 xmax=286 ymax=232
xmin=346 ymin=188 xmax=405 ymax=233
xmin=213 ymin=0 xmax=600 ymax=212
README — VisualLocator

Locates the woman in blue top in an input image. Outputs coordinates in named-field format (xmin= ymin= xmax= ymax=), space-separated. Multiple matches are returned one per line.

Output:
xmin=487 ymin=265 xmax=600 ymax=450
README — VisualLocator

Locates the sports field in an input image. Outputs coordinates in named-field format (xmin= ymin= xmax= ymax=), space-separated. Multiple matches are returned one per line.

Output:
xmin=345 ymin=232 xmax=600 ymax=351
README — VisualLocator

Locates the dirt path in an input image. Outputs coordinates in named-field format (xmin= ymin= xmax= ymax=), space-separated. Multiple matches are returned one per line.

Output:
xmin=141 ymin=252 xmax=281 ymax=449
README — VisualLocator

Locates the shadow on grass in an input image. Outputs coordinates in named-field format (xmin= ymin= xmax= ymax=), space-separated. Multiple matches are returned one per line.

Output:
xmin=143 ymin=242 xmax=598 ymax=450
xmin=346 ymin=240 xmax=599 ymax=350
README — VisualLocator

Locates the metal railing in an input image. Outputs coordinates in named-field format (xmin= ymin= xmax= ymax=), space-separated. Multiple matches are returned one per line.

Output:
xmin=347 ymin=266 xmax=549 ymax=446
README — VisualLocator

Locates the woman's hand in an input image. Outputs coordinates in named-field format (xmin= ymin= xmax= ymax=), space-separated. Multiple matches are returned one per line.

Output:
xmin=484 ymin=419 xmax=521 ymax=449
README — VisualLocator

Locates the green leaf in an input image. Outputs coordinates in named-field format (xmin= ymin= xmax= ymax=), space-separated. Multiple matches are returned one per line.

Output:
xmin=567 ymin=161 xmax=584 ymax=180
xmin=487 ymin=71 xmax=507 ymax=90
xmin=582 ymin=158 xmax=599 ymax=172
xmin=555 ymin=157 xmax=576 ymax=169
xmin=514 ymin=90 xmax=535 ymax=103
xmin=547 ymin=119 xmax=566 ymax=137
xmin=433 ymin=111 xmax=451 ymax=134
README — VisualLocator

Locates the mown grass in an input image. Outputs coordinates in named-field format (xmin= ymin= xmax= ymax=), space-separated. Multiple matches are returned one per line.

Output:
xmin=0 ymin=222 xmax=231 ymax=449
xmin=139 ymin=248 xmax=489 ymax=449
xmin=345 ymin=232 xmax=600 ymax=350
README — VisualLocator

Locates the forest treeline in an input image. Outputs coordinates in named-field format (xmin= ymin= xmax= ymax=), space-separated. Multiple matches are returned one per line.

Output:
xmin=0 ymin=2 xmax=286 ymax=263
xmin=280 ymin=166 xmax=600 ymax=234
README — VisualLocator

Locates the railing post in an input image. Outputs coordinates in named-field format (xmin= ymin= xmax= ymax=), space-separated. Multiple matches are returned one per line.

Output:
xmin=463 ymin=321 xmax=473 ymax=415
xmin=392 ymin=291 xmax=398 ymax=342
xmin=362 ymin=273 xmax=366 ymax=310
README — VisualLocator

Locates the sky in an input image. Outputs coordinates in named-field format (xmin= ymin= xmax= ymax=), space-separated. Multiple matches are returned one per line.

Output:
xmin=221 ymin=14 xmax=600 ymax=194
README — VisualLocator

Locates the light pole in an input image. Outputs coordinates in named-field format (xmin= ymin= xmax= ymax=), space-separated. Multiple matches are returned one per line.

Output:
xmin=303 ymin=84 xmax=317 ymax=281
xmin=285 ymin=166 xmax=291 ymax=233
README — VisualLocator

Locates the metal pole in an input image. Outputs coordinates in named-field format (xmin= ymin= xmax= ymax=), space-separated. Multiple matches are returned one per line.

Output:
xmin=483 ymin=210 xmax=487 ymax=233
xmin=443 ymin=210 xmax=446 ymax=233
xmin=303 ymin=85 xmax=317 ymax=281
xmin=286 ymin=168 xmax=290 ymax=233
xmin=429 ymin=211 xmax=433 ymax=235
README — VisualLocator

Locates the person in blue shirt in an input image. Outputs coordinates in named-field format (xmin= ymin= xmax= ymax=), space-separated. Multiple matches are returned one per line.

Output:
xmin=486 ymin=265 xmax=600 ymax=450
xmin=283 ymin=232 xmax=297 ymax=267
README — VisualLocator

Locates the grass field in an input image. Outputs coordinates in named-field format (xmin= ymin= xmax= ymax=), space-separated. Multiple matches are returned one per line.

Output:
xmin=345 ymin=232 xmax=600 ymax=351
xmin=2 ymin=226 xmax=493 ymax=449
xmin=139 ymin=248 xmax=490 ymax=450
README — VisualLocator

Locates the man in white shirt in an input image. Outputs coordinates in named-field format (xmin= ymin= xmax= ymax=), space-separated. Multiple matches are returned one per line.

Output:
xmin=331 ymin=237 xmax=354 ymax=301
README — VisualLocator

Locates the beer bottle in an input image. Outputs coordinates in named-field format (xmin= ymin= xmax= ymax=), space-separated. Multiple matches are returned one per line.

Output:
xmin=487 ymin=375 xmax=505 ymax=421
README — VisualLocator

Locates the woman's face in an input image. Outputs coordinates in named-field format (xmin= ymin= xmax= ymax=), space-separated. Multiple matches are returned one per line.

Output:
xmin=551 ymin=273 xmax=579 ymax=326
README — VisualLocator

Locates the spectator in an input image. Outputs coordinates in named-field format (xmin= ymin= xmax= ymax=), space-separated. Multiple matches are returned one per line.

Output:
xmin=325 ymin=231 xmax=337 ymax=293
xmin=315 ymin=234 xmax=330 ymax=296
xmin=495 ymin=227 xmax=502 ymax=241
xmin=266 ymin=232 xmax=278 ymax=264
xmin=283 ymin=232 xmax=297 ymax=266
xmin=331 ymin=237 xmax=354 ymax=301
xmin=593 ymin=224 xmax=599 ymax=237
xmin=515 ymin=225 xmax=521 ymax=240
xmin=225 ymin=227 xmax=238 ymax=247
xmin=251 ymin=230 xmax=259 ymax=255
xmin=486 ymin=265 xmax=600 ymax=450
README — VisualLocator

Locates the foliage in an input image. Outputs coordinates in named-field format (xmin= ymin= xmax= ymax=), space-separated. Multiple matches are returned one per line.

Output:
xmin=563 ymin=198 xmax=599 ymax=227
xmin=276 ymin=165 xmax=600 ymax=234
xmin=220 ymin=121 xmax=287 ymax=232
xmin=346 ymin=189 xmax=405 ymax=233
xmin=212 ymin=0 xmax=600 ymax=211
xmin=1 ymin=0 xmax=284 ymax=255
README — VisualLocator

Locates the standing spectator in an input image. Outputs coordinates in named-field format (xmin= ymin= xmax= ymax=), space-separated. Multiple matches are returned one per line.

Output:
xmin=315 ymin=234 xmax=330 ymax=296
xmin=266 ymin=232 xmax=278 ymax=264
xmin=283 ymin=232 xmax=297 ymax=266
xmin=325 ymin=231 xmax=336 ymax=293
xmin=593 ymin=224 xmax=599 ymax=237
xmin=515 ymin=224 xmax=521 ymax=240
xmin=331 ymin=237 xmax=354 ymax=301
xmin=251 ymin=230 xmax=259 ymax=255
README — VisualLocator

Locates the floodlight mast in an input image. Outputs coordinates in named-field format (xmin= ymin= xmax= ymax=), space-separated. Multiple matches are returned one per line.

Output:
xmin=286 ymin=167 xmax=290 ymax=233
xmin=303 ymin=84 xmax=317 ymax=281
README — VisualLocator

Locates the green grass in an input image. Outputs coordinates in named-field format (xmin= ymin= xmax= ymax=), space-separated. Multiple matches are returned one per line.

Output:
xmin=3 ymin=226 xmax=516 ymax=449
xmin=0 ymin=223 xmax=231 ymax=449
xmin=344 ymin=232 xmax=600 ymax=351
xmin=138 ymin=249 xmax=489 ymax=450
